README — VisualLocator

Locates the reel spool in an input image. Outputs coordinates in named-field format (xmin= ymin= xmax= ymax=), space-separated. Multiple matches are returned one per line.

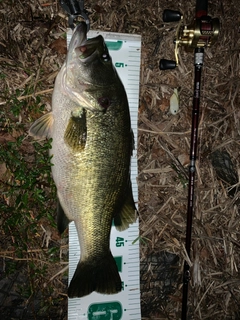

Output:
xmin=160 ymin=9 xmax=220 ymax=70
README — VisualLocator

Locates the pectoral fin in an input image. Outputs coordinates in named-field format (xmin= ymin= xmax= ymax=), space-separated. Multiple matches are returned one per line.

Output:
xmin=29 ymin=112 xmax=54 ymax=140
xmin=57 ymin=198 xmax=72 ymax=234
xmin=64 ymin=109 xmax=87 ymax=151
xmin=114 ymin=181 xmax=137 ymax=231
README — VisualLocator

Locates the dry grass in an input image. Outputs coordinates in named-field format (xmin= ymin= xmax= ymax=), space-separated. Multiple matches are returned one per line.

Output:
xmin=0 ymin=0 xmax=240 ymax=319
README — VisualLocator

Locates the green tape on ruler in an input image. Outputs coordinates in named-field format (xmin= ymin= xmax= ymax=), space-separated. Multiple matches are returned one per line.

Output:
xmin=105 ymin=40 xmax=123 ymax=51
xmin=67 ymin=29 xmax=141 ymax=320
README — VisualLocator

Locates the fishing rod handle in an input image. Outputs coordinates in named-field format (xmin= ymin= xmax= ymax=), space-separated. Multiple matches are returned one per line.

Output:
xmin=196 ymin=0 xmax=208 ymax=17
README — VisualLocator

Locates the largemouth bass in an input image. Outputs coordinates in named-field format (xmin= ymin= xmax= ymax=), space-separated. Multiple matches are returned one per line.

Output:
xmin=29 ymin=22 xmax=136 ymax=298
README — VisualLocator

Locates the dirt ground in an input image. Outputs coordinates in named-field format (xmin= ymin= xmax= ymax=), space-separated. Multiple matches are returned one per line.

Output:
xmin=0 ymin=0 xmax=240 ymax=319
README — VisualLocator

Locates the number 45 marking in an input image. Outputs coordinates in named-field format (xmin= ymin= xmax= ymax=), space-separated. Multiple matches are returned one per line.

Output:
xmin=116 ymin=237 xmax=124 ymax=247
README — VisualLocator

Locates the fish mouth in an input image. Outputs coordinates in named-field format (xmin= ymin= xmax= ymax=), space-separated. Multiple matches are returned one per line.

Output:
xmin=69 ymin=22 xmax=105 ymax=62
xmin=68 ymin=22 xmax=87 ymax=57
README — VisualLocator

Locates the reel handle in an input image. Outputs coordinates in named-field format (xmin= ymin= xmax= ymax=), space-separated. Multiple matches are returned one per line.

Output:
xmin=163 ymin=9 xmax=182 ymax=22
xmin=159 ymin=59 xmax=177 ymax=70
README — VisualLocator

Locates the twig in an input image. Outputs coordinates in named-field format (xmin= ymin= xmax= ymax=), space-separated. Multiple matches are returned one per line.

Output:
xmin=0 ymin=88 xmax=53 ymax=105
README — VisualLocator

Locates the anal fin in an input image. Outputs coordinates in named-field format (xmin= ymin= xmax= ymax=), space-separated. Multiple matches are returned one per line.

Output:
xmin=114 ymin=180 xmax=137 ymax=231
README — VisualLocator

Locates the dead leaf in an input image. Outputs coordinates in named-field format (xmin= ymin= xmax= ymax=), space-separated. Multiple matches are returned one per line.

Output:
xmin=178 ymin=153 xmax=189 ymax=166
xmin=0 ymin=162 xmax=7 ymax=177
xmin=159 ymin=97 xmax=169 ymax=112
xmin=49 ymin=39 xmax=67 ymax=55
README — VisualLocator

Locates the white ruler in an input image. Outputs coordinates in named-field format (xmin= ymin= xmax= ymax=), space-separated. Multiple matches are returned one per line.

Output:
xmin=67 ymin=29 xmax=141 ymax=320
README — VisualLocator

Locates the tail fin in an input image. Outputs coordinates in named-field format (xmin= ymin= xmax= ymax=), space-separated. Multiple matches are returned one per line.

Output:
xmin=68 ymin=252 xmax=122 ymax=298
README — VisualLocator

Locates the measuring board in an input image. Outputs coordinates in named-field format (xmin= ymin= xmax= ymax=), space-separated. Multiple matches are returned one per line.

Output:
xmin=67 ymin=29 xmax=141 ymax=320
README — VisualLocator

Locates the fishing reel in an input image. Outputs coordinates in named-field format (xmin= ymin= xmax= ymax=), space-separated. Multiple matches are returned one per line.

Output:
xmin=160 ymin=9 xmax=220 ymax=70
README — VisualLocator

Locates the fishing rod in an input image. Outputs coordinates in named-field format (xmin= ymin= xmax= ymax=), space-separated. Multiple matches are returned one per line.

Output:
xmin=159 ymin=0 xmax=219 ymax=318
